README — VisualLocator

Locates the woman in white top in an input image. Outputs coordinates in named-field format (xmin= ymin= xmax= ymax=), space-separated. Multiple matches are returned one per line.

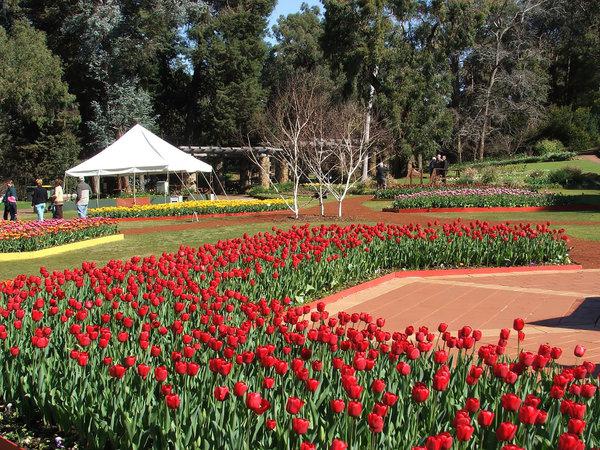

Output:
xmin=51 ymin=178 xmax=64 ymax=219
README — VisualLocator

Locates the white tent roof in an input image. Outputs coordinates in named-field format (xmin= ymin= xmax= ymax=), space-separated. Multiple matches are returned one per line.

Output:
xmin=66 ymin=124 xmax=212 ymax=177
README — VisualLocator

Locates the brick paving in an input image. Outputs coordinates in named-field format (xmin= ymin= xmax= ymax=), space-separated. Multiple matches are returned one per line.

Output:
xmin=321 ymin=269 xmax=600 ymax=366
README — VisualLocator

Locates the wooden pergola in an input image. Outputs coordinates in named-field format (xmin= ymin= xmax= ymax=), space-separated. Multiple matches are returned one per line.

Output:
xmin=179 ymin=146 xmax=286 ymax=189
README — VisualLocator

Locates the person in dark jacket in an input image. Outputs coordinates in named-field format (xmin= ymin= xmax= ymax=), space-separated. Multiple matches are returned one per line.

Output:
xmin=2 ymin=179 xmax=17 ymax=221
xmin=31 ymin=179 xmax=48 ymax=221
xmin=441 ymin=155 xmax=449 ymax=184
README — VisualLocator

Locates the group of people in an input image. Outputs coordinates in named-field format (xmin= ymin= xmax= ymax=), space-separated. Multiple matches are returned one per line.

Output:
xmin=2 ymin=176 xmax=91 ymax=221
xmin=428 ymin=154 xmax=449 ymax=184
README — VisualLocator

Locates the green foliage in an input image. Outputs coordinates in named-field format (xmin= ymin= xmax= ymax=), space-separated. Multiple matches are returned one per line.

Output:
xmin=88 ymin=79 xmax=157 ymax=149
xmin=479 ymin=167 xmax=499 ymax=185
xmin=538 ymin=106 xmax=600 ymax=153
xmin=533 ymin=139 xmax=566 ymax=156
xmin=190 ymin=0 xmax=275 ymax=145
xmin=265 ymin=4 xmax=329 ymax=94
xmin=547 ymin=167 xmax=600 ymax=189
xmin=0 ymin=20 xmax=80 ymax=187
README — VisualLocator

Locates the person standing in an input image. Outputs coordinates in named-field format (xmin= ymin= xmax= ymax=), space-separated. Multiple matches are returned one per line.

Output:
xmin=76 ymin=176 xmax=91 ymax=218
xmin=50 ymin=179 xmax=64 ymax=219
xmin=31 ymin=179 xmax=48 ymax=221
xmin=2 ymin=179 xmax=17 ymax=221
xmin=441 ymin=155 xmax=449 ymax=184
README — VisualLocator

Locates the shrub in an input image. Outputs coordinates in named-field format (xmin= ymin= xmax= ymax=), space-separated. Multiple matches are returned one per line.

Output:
xmin=547 ymin=167 xmax=584 ymax=188
xmin=480 ymin=167 xmax=499 ymax=185
xmin=533 ymin=139 xmax=565 ymax=156
xmin=525 ymin=170 xmax=550 ymax=189
xmin=456 ymin=168 xmax=478 ymax=185
xmin=538 ymin=106 xmax=600 ymax=153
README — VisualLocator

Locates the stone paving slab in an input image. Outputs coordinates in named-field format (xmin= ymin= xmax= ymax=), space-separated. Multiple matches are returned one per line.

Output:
xmin=320 ymin=269 xmax=600 ymax=366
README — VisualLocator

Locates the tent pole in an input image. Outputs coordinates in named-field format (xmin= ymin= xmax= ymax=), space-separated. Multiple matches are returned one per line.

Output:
xmin=133 ymin=172 xmax=136 ymax=204
xmin=165 ymin=170 xmax=168 ymax=203
xmin=97 ymin=171 xmax=100 ymax=208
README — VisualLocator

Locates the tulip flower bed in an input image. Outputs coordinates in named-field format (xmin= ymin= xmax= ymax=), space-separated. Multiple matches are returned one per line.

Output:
xmin=0 ymin=223 xmax=585 ymax=450
xmin=88 ymin=198 xmax=288 ymax=218
xmin=0 ymin=218 xmax=118 ymax=253
xmin=391 ymin=188 xmax=561 ymax=209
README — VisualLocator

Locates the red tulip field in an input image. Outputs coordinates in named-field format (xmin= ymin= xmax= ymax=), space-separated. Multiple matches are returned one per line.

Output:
xmin=0 ymin=222 xmax=597 ymax=449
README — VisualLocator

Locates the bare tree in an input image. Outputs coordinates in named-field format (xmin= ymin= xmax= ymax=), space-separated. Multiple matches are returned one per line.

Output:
xmin=249 ymin=74 xmax=324 ymax=218
xmin=305 ymin=102 xmax=382 ymax=217
xmin=474 ymin=0 xmax=546 ymax=160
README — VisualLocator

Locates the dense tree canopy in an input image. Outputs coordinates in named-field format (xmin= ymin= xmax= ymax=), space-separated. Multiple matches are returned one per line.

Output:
xmin=1 ymin=0 xmax=599 ymax=185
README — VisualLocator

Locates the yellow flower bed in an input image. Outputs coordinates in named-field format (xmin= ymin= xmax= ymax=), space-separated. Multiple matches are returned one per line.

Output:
xmin=89 ymin=198 xmax=288 ymax=218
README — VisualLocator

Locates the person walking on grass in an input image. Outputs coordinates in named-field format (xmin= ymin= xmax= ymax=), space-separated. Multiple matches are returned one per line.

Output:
xmin=31 ymin=179 xmax=48 ymax=221
xmin=50 ymin=178 xmax=64 ymax=219
xmin=76 ymin=176 xmax=91 ymax=218
xmin=2 ymin=179 xmax=17 ymax=221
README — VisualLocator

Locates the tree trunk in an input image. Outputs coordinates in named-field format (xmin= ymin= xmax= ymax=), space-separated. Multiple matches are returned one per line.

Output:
xmin=319 ymin=186 xmax=325 ymax=216
xmin=338 ymin=199 xmax=343 ymax=218
xmin=457 ymin=133 xmax=463 ymax=164
xmin=478 ymin=39 xmax=501 ymax=161
xmin=361 ymin=66 xmax=379 ymax=182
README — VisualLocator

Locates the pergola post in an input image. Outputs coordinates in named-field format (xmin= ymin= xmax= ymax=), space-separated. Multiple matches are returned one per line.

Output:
xmin=276 ymin=160 xmax=288 ymax=184
xmin=260 ymin=154 xmax=270 ymax=188
xmin=240 ymin=159 xmax=252 ymax=190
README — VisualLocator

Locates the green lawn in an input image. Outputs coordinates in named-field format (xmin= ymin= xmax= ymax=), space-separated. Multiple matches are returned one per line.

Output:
xmin=499 ymin=159 xmax=600 ymax=174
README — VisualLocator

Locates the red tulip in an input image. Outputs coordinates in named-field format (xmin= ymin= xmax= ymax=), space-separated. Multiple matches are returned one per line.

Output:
xmin=477 ymin=410 xmax=494 ymax=427
xmin=513 ymin=318 xmax=524 ymax=331
xmin=501 ymin=393 xmax=521 ymax=412
xmin=246 ymin=392 xmax=262 ymax=411
xmin=347 ymin=401 xmax=362 ymax=417
xmin=412 ymin=383 xmax=429 ymax=403
xmin=557 ymin=433 xmax=585 ymax=450
xmin=456 ymin=424 xmax=474 ymax=441
xmin=214 ymin=386 xmax=229 ymax=401
xmin=234 ymin=381 xmax=248 ymax=397
xmin=367 ymin=413 xmax=384 ymax=433
xmin=371 ymin=379 xmax=385 ymax=394
xmin=165 ymin=393 xmax=180 ymax=409
xmin=517 ymin=405 xmax=537 ymax=425
xmin=496 ymin=422 xmax=518 ymax=442
xmin=292 ymin=418 xmax=309 ymax=435
xmin=574 ymin=345 xmax=586 ymax=357
xmin=567 ymin=419 xmax=585 ymax=435
xmin=382 ymin=392 xmax=398 ymax=407
xmin=330 ymin=438 xmax=348 ymax=450
xmin=330 ymin=399 xmax=345 ymax=414
xmin=154 ymin=366 xmax=168 ymax=383
xmin=265 ymin=419 xmax=276 ymax=431
xmin=465 ymin=398 xmax=480 ymax=413
xmin=286 ymin=397 xmax=304 ymax=415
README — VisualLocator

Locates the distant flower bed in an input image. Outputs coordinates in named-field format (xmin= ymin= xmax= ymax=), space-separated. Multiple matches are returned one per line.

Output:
xmin=391 ymin=188 xmax=559 ymax=209
xmin=375 ymin=185 xmax=505 ymax=200
xmin=0 ymin=218 xmax=118 ymax=253
xmin=89 ymin=199 xmax=289 ymax=218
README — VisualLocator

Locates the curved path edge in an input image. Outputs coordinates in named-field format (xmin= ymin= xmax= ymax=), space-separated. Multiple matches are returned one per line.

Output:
xmin=306 ymin=264 xmax=583 ymax=310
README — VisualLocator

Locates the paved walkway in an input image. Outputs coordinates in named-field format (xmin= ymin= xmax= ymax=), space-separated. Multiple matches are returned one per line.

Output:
xmin=322 ymin=269 xmax=600 ymax=366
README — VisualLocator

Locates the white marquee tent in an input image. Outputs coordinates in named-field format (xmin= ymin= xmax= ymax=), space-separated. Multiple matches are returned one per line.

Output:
xmin=66 ymin=124 xmax=212 ymax=177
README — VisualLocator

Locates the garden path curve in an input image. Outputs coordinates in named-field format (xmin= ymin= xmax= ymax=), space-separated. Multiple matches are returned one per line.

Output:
xmin=316 ymin=268 xmax=600 ymax=366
